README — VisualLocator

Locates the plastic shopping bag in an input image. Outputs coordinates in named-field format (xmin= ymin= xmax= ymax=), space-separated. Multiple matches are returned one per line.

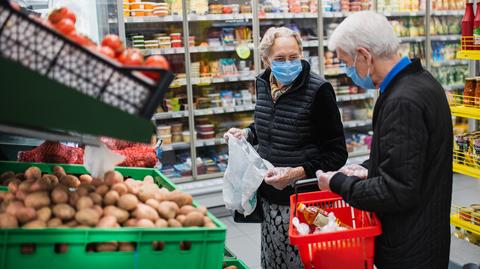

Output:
xmin=84 ymin=143 xmax=125 ymax=179
xmin=223 ymin=135 xmax=273 ymax=216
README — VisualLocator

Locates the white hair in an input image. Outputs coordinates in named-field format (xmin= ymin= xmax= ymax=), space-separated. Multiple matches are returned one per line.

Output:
xmin=328 ymin=11 xmax=400 ymax=58
xmin=259 ymin=27 xmax=303 ymax=64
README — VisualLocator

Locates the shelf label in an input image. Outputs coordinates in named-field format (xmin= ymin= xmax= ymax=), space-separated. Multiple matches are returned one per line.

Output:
xmin=214 ymin=108 xmax=224 ymax=114
xmin=213 ymin=78 xmax=223 ymax=83
xmin=205 ymin=140 xmax=215 ymax=146
xmin=226 ymin=107 xmax=235 ymax=113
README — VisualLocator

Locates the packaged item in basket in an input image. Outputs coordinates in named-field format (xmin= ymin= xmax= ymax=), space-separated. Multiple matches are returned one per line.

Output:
xmin=297 ymin=203 xmax=350 ymax=229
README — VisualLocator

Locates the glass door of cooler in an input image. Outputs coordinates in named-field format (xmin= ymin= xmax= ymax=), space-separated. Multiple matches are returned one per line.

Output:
xmin=323 ymin=0 xmax=374 ymax=160
xmin=115 ymin=0 xmax=194 ymax=183
xmin=429 ymin=0 xmax=467 ymax=94
xmin=188 ymin=0 xmax=255 ymax=180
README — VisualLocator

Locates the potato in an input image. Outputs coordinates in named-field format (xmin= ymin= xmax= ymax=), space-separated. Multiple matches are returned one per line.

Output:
xmin=89 ymin=193 xmax=103 ymax=206
xmin=92 ymin=205 xmax=103 ymax=217
xmin=155 ymin=218 xmax=168 ymax=228
xmin=112 ymin=183 xmax=128 ymax=196
xmin=138 ymin=186 xmax=156 ymax=203
xmin=42 ymin=174 xmax=59 ymax=185
xmin=18 ymin=182 xmax=32 ymax=192
xmin=133 ymin=204 xmax=159 ymax=221
xmin=143 ymin=175 xmax=155 ymax=184
xmin=104 ymin=206 xmax=129 ymax=223
xmin=3 ymin=192 xmax=15 ymax=203
xmin=16 ymin=207 xmax=37 ymax=223
xmin=7 ymin=181 xmax=19 ymax=193
xmin=91 ymin=178 xmax=103 ymax=187
xmin=15 ymin=190 xmax=28 ymax=201
xmin=104 ymin=171 xmax=124 ymax=186
xmin=77 ymin=184 xmax=95 ymax=196
xmin=47 ymin=218 xmax=62 ymax=227
xmin=179 ymin=205 xmax=196 ymax=216
xmin=65 ymin=220 xmax=78 ymax=227
xmin=146 ymin=199 xmax=160 ymax=210
xmin=36 ymin=207 xmax=52 ymax=222
xmin=96 ymin=216 xmax=117 ymax=228
xmin=51 ymin=186 xmax=69 ymax=204
xmin=167 ymin=218 xmax=182 ymax=228
xmin=76 ymin=196 xmax=94 ymax=211
xmin=68 ymin=192 xmax=80 ymax=207
xmin=168 ymin=190 xmax=193 ymax=207
xmin=205 ymin=222 xmax=216 ymax=228
xmin=6 ymin=201 xmax=24 ymax=216
xmin=75 ymin=208 xmax=100 ymax=226
xmin=119 ymin=242 xmax=135 ymax=252
xmin=0 ymin=213 xmax=18 ymax=228
xmin=118 ymin=194 xmax=138 ymax=211
xmin=157 ymin=201 xmax=178 ymax=220
xmin=96 ymin=242 xmax=118 ymax=252
xmin=25 ymin=191 xmax=50 ymax=209
xmin=53 ymin=166 xmax=66 ymax=179
xmin=154 ymin=188 xmax=169 ymax=202
xmin=183 ymin=212 xmax=204 ymax=227
xmin=176 ymin=215 xmax=186 ymax=224
xmin=121 ymin=219 xmax=135 ymax=227
xmin=25 ymin=166 xmax=42 ymax=181
xmin=124 ymin=179 xmax=140 ymax=195
xmin=198 ymin=206 xmax=208 ymax=216
xmin=95 ymin=184 xmax=110 ymax=196
xmin=0 ymin=171 xmax=15 ymax=180
xmin=53 ymin=204 xmax=75 ymax=220
xmin=60 ymin=175 xmax=80 ymax=188
xmin=136 ymin=219 xmax=155 ymax=228
xmin=79 ymin=174 xmax=93 ymax=184
xmin=104 ymin=190 xmax=119 ymax=206
xmin=23 ymin=219 xmax=46 ymax=228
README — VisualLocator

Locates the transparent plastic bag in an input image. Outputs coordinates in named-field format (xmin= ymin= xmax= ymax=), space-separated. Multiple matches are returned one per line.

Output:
xmin=223 ymin=135 xmax=273 ymax=216
xmin=84 ymin=143 xmax=125 ymax=179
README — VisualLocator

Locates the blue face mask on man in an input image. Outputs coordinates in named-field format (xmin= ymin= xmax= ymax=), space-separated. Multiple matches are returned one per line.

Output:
xmin=271 ymin=59 xmax=303 ymax=85
xmin=345 ymin=54 xmax=376 ymax=90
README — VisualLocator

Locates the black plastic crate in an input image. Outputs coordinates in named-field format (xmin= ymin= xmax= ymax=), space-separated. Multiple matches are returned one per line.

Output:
xmin=0 ymin=0 xmax=173 ymax=119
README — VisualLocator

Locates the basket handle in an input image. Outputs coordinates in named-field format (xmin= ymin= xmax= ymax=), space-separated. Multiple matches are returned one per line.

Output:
xmin=293 ymin=178 xmax=318 ymax=217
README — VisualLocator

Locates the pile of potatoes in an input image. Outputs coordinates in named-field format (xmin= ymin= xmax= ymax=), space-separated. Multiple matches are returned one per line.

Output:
xmin=0 ymin=166 xmax=216 ymax=230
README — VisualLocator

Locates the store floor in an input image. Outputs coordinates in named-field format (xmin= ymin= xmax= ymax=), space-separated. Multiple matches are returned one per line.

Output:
xmin=221 ymin=173 xmax=480 ymax=269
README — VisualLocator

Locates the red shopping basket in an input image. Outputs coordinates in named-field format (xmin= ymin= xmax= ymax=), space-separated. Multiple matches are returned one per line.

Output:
xmin=289 ymin=191 xmax=382 ymax=269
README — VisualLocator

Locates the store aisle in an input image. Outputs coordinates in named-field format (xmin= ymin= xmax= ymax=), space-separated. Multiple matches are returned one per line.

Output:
xmin=223 ymin=174 xmax=480 ymax=269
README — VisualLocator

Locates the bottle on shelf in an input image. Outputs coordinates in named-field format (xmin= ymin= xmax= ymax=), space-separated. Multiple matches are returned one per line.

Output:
xmin=462 ymin=0 xmax=475 ymax=50
xmin=297 ymin=203 xmax=351 ymax=229
xmin=474 ymin=2 xmax=480 ymax=47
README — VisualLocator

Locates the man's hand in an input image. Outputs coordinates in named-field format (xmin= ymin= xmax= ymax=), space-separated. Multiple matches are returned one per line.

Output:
xmin=223 ymin=128 xmax=248 ymax=141
xmin=338 ymin=164 xmax=368 ymax=179
xmin=264 ymin=167 xmax=305 ymax=190
xmin=316 ymin=170 xmax=338 ymax=191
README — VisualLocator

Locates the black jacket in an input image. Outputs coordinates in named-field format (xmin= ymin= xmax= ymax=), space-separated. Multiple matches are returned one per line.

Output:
xmin=330 ymin=59 xmax=453 ymax=269
xmin=249 ymin=60 xmax=347 ymax=205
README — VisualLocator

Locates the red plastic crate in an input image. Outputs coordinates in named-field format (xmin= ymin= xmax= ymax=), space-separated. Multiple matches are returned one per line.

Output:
xmin=289 ymin=191 xmax=382 ymax=269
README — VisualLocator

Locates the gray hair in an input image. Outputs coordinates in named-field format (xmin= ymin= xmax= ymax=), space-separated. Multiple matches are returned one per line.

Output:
xmin=328 ymin=11 xmax=400 ymax=58
xmin=259 ymin=27 xmax=303 ymax=64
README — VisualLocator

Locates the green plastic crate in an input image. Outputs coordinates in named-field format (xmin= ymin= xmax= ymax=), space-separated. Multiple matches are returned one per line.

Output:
xmin=0 ymin=161 xmax=227 ymax=269
xmin=224 ymin=258 xmax=250 ymax=269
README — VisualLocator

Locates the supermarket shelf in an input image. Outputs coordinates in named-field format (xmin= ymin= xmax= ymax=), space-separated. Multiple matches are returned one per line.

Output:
xmin=153 ymin=104 xmax=255 ymax=120
xmin=323 ymin=11 xmax=354 ymax=18
xmin=450 ymin=105 xmax=480 ymax=121
xmin=432 ymin=59 xmax=469 ymax=68
xmin=337 ymin=92 xmax=375 ymax=102
xmin=161 ymin=138 xmax=226 ymax=152
xmin=196 ymin=172 xmax=225 ymax=181
xmin=382 ymin=11 xmax=425 ymax=17
xmin=444 ymin=84 xmax=464 ymax=91
xmin=453 ymin=162 xmax=480 ymax=179
xmin=324 ymin=68 xmax=346 ymax=76
xmin=125 ymin=14 xmax=252 ymax=24
xmin=142 ymin=44 xmax=254 ymax=55
xmin=450 ymin=213 xmax=480 ymax=237
xmin=430 ymin=34 xmax=461 ymax=41
xmin=457 ymin=50 xmax=480 ymax=61
xmin=170 ymin=73 xmax=256 ymax=88
xmin=303 ymin=40 xmax=319 ymax=48
xmin=431 ymin=10 xmax=464 ymax=16
xmin=153 ymin=111 xmax=189 ymax=120
xmin=343 ymin=119 xmax=371 ymax=128
xmin=261 ymin=12 xmax=317 ymax=19
xmin=399 ymin=36 xmax=425 ymax=43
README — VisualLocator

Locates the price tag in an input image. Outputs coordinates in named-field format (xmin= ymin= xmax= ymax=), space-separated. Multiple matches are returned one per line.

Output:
xmin=213 ymin=78 xmax=223 ymax=83
xmin=133 ymin=17 xmax=142 ymax=23
xmin=212 ymin=14 xmax=221 ymax=20
xmin=205 ymin=140 xmax=215 ymax=146
xmin=226 ymin=107 xmax=235 ymax=113
xmin=214 ymin=108 xmax=224 ymax=114
xmin=164 ymin=16 xmax=173 ymax=22
xmin=199 ymin=46 xmax=208 ymax=52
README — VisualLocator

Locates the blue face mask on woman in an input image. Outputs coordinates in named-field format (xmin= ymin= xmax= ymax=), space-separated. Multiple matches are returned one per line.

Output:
xmin=271 ymin=59 xmax=303 ymax=85
xmin=345 ymin=54 xmax=376 ymax=90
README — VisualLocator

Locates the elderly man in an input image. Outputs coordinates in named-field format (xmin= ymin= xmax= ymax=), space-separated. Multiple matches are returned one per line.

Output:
xmin=316 ymin=11 xmax=453 ymax=269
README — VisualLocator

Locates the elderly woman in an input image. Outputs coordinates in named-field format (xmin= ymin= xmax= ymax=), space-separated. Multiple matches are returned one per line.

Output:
xmin=225 ymin=27 xmax=347 ymax=268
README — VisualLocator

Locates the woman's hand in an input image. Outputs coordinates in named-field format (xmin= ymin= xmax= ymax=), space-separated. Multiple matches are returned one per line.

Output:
xmin=264 ymin=167 xmax=306 ymax=190
xmin=224 ymin=128 xmax=248 ymax=141
xmin=338 ymin=164 xmax=368 ymax=179
xmin=316 ymin=170 xmax=338 ymax=191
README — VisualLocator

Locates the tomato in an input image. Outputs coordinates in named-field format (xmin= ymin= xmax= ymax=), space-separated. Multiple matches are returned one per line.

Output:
xmin=68 ymin=32 xmax=95 ymax=47
xmin=98 ymin=46 xmax=116 ymax=59
xmin=101 ymin=34 xmax=124 ymax=56
xmin=54 ymin=18 xmax=75 ymax=35
xmin=142 ymin=55 xmax=170 ymax=81
xmin=117 ymin=48 xmax=144 ymax=66
xmin=49 ymin=7 xmax=76 ymax=24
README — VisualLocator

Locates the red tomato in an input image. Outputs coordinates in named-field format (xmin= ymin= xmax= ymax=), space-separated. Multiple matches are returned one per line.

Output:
xmin=54 ymin=18 xmax=75 ymax=35
xmin=49 ymin=7 xmax=76 ymax=24
xmin=117 ymin=48 xmax=144 ymax=66
xmin=142 ymin=55 xmax=170 ymax=81
xmin=68 ymin=32 xmax=95 ymax=47
xmin=101 ymin=34 xmax=124 ymax=55
xmin=98 ymin=46 xmax=116 ymax=59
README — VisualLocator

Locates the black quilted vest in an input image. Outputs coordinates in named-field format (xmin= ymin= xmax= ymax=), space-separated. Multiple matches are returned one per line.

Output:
xmin=255 ymin=60 xmax=327 ymax=205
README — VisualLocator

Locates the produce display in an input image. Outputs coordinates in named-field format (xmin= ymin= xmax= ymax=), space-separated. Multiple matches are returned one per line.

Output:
xmin=0 ymin=165 xmax=216 ymax=234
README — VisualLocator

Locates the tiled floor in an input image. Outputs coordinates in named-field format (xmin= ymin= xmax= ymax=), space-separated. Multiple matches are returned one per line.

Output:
xmin=222 ymin=174 xmax=480 ymax=269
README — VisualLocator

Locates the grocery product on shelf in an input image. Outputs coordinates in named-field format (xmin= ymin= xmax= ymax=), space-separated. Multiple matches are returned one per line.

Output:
xmin=432 ymin=0 xmax=463 ymax=11
xmin=377 ymin=0 xmax=424 ymax=12
xmin=462 ymin=0 xmax=474 ymax=43
xmin=323 ymin=0 xmax=371 ymax=12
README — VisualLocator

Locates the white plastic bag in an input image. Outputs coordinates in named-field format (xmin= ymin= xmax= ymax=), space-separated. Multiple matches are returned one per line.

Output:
xmin=223 ymin=135 xmax=273 ymax=216
xmin=84 ymin=142 xmax=125 ymax=179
